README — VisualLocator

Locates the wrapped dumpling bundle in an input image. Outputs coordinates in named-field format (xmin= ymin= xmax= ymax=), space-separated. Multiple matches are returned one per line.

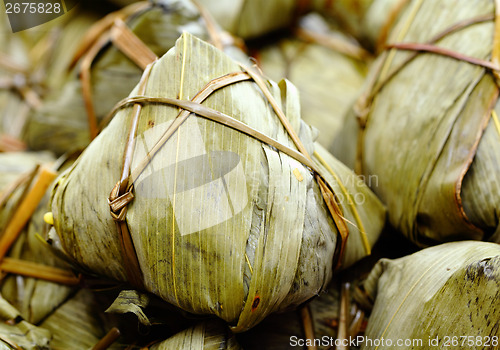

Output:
xmin=253 ymin=13 xmax=370 ymax=146
xmin=357 ymin=241 xmax=500 ymax=350
xmin=334 ymin=0 xmax=500 ymax=246
xmin=49 ymin=33 xmax=385 ymax=332
xmin=25 ymin=0 xmax=237 ymax=155
xmin=0 ymin=8 xmax=97 ymax=151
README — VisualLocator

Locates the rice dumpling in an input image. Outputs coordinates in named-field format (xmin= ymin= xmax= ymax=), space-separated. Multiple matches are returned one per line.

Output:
xmin=48 ymin=32 xmax=385 ymax=332
xmin=253 ymin=13 xmax=370 ymax=147
xmin=357 ymin=241 xmax=500 ymax=350
xmin=24 ymin=0 xmax=238 ymax=156
xmin=333 ymin=0 xmax=500 ymax=246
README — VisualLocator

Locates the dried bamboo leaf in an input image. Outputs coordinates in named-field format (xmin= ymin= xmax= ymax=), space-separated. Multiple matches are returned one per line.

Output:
xmin=0 ymin=294 xmax=51 ymax=350
xmin=0 ymin=230 xmax=74 ymax=326
xmin=359 ymin=241 xmax=500 ymax=350
xmin=105 ymin=290 xmax=151 ymax=326
xmin=0 ymin=154 xmax=76 ymax=325
xmin=0 ymin=277 xmax=73 ymax=326
xmin=40 ymin=289 xmax=114 ymax=350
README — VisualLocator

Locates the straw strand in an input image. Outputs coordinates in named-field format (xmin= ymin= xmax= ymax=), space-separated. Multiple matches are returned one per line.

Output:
xmin=386 ymin=42 xmax=500 ymax=71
